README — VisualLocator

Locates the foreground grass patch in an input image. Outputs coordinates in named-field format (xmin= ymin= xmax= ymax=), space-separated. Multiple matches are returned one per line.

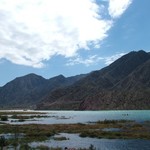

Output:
xmin=0 ymin=120 xmax=149 ymax=149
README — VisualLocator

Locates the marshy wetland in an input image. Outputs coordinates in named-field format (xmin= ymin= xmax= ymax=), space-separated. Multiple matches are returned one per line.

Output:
xmin=0 ymin=110 xmax=150 ymax=149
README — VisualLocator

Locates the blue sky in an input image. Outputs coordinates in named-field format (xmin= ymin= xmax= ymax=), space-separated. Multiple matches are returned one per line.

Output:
xmin=0 ymin=0 xmax=150 ymax=86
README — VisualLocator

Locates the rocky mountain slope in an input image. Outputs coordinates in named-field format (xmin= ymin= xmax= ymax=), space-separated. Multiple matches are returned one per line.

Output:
xmin=37 ymin=50 xmax=150 ymax=110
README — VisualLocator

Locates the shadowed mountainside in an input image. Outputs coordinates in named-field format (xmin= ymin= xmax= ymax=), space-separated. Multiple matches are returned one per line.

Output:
xmin=37 ymin=50 xmax=150 ymax=110
xmin=0 ymin=73 xmax=86 ymax=108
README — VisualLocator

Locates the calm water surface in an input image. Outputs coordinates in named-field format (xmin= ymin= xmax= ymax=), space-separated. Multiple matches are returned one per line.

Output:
xmin=6 ymin=110 xmax=150 ymax=124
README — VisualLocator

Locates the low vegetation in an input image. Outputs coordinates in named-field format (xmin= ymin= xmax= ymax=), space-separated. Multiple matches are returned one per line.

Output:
xmin=0 ymin=111 xmax=46 ymax=115
xmin=10 ymin=114 xmax=49 ymax=119
xmin=53 ymin=136 xmax=69 ymax=141
xmin=0 ymin=115 xmax=8 ymax=121
xmin=0 ymin=111 xmax=51 ymax=123
xmin=0 ymin=112 xmax=149 ymax=149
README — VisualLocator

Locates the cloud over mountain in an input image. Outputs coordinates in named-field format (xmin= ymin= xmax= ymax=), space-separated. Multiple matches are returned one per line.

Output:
xmin=0 ymin=0 xmax=132 ymax=68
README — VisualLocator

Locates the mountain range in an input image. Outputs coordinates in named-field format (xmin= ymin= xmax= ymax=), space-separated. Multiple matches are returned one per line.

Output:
xmin=0 ymin=50 xmax=150 ymax=110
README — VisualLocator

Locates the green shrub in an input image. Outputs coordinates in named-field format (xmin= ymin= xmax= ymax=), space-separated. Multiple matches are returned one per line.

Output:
xmin=0 ymin=136 xmax=7 ymax=147
xmin=0 ymin=115 xmax=8 ymax=121
xmin=53 ymin=136 xmax=68 ymax=141
xmin=89 ymin=144 xmax=96 ymax=150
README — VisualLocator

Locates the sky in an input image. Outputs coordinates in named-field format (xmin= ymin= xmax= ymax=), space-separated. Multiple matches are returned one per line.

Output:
xmin=0 ymin=0 xmax=150 ymax=86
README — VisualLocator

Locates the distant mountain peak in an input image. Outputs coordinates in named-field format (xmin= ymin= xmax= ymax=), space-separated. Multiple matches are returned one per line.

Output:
xmin=55 ymin=74 xmax=65 ymax=79
xmin=49 ymin=74 xmax=66 ymax=81
xmin=130 ymin=50 xmax=145 ymax=53
xmin=137 ymin=49 xmax=146 ymax=53
xmin=17 ymin=73 xmax=44 ymax=79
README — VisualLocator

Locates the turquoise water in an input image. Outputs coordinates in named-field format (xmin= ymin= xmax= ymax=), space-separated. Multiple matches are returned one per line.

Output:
xmin=1 ymin=110 xmax=150 ymax=149
xmin=7 ymin=110 xmax=150 ymax=124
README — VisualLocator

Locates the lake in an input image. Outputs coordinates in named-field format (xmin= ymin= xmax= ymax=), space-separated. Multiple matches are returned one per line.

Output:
xmin=1 ymin=110 xmax=150 ymax=149
xmin=5 ymin=110 xmax=150 ymax=124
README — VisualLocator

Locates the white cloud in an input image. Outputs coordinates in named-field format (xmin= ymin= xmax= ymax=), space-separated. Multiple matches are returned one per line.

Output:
xmin=0 ymin=0 xmax=132 ymax=68
xmin=104 ymin=53 xmax=126 ymax=65
xmin=66 ymin=53 xmax=126 ymax=66
xmin=66 ymin=55 xmax=103 ymax=66
xmin=108 ymin=0 xmax=132 ymax=18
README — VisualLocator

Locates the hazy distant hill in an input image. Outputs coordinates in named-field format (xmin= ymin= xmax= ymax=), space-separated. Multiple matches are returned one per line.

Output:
xmin=0 ymin=50 xmax=150 ymax=110
xmin=0 ymin=73 xmax=85 ymax=108
xmin=37 ymin=50 xmax=150 ymax=110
